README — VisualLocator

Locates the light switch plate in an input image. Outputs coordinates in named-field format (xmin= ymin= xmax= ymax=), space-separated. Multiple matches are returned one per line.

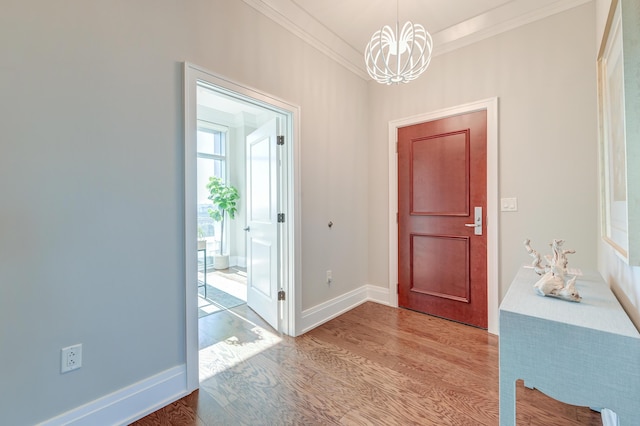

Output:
xmin=501 ymin=197 xmax=518 ymax=212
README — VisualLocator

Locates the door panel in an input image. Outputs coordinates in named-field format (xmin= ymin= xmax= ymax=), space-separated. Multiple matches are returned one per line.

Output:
xmin=398 ymin=110 xmax=487 ymax=328
xmin=246 ymin=118 xmax=279 ymax=331
xmin=411 ymin=131 xmax=469 ymax=215
xmin=250 ymin=239 xmax=272 ymax=295
xmin=411 ymin=234 xmax=470 ymax=302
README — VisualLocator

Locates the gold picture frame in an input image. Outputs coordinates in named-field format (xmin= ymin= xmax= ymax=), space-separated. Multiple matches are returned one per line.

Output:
xmin=597 ymin=0 xmax=640 ymax=265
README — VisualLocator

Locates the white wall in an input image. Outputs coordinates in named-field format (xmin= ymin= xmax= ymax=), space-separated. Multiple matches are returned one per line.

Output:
xmin=367 ymin=2 xmax=599 ymax=299
xmin=0 ymin=0 xmax=368 ymax=424
xmin=596 ymin=0 xmax=640 ymax=328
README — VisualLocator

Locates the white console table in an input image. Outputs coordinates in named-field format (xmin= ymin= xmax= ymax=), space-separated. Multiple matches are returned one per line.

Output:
xmin=499 ymin=267 xmax=640 ymax=425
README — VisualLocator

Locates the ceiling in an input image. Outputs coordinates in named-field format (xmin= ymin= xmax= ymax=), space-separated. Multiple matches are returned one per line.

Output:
xmin=242 ymin=0 xmax=591 ymax=79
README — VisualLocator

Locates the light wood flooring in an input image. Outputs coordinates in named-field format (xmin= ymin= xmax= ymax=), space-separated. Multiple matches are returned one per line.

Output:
xmin=132 ymin=302 xmax=602 ymax=425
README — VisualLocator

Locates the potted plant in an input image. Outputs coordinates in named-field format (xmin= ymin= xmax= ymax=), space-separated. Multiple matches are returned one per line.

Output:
xmin=206 ymin=176 xmax=239 ymax=269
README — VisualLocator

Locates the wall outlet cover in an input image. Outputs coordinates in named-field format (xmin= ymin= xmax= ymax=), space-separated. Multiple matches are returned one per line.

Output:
xmin=61 ymin=344 xmax=82 ymax=373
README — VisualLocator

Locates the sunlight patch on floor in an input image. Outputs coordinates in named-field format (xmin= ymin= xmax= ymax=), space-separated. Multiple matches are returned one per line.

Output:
xmin=198 ymin=308 xmax=281 ymax=382
xmin=199 ymin=326 xmax=282 ymax=382
xmin=200 ymin=268 xmax=247 ymax=301
xmin=199 ymin=304 xmax=222 ymax=315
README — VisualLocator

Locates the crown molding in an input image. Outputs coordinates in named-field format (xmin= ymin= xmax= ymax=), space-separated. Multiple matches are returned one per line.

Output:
xmin=243 ymin=0 xmax=593 ymax=82
xmin=242 ymin=0 xmax=369 ymax=80
xmin=432 ymin=0 xmax=593 ymax=57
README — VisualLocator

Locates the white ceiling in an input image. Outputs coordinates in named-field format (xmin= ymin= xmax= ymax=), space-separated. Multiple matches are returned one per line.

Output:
xmin=242 ymin=0 xmax=591 ymax=79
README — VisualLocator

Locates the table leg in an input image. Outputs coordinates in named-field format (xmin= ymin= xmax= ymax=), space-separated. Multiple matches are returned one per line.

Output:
xmin=499 ymin=376 xmax=516 ymax=426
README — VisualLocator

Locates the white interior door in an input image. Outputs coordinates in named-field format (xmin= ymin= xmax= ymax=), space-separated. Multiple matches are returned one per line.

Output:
xmin=246 ymin=118 xmax=280 ymax=331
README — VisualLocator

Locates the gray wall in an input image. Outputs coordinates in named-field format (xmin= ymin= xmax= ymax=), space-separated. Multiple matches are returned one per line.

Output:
xmin=0 ymin=0 xmax=368 ymax=424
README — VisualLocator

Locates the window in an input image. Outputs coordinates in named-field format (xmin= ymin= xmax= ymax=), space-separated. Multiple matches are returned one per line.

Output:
xmin=196 ymin=122 xmax=228 ymax=252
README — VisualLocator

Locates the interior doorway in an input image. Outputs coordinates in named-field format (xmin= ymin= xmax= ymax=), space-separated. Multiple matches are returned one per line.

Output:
xmin=194 ymin=84 xmax=284 ymax=329
xmin=184 ymin=63 xmax=299 ymax=392
xmin=195 ymin=108 xmax=249 ymax=320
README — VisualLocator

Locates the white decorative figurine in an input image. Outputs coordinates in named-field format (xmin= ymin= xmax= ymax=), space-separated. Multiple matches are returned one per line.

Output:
xmin=524 ymin=239 xmax=581 ymax=302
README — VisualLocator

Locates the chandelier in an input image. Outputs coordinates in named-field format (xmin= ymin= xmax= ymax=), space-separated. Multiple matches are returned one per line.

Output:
xmin=364 ymin=1 xmax=433 ymax=85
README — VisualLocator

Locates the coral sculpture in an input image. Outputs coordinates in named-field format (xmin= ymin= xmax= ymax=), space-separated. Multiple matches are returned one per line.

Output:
xmin=524 ymin=239 xmax=581 ymax=302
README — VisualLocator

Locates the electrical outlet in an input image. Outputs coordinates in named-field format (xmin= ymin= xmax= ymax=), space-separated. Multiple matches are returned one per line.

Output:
xmin=326 ymin=270 xmax=332 ymax=285
xmin=61 ymin=344 xmax=82 ymax=373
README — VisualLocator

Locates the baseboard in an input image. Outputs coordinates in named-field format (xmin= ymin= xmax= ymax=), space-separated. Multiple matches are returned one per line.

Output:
xmin=298 ymin=284 xmax=391 ymax=334
xmin=367 ymin=284 xmax=392 ymax=306
xmin=40 ymin=365 xmax=187 ymax=426
xmin=230 ymin=256 xmax=247 ymax=269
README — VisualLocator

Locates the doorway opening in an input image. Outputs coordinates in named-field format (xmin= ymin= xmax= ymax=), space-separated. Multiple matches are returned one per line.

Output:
xmin=184 ymin=63 xmax=300 ymax=391
xmin=195 ymin=119 xmax=248 ymax=319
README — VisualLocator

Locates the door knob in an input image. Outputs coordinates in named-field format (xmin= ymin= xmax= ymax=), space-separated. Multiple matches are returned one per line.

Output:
xmin=243 ymin=226 xmax=250 ymax=232
xmin=464 ymin=207 xmax=483 ymax=236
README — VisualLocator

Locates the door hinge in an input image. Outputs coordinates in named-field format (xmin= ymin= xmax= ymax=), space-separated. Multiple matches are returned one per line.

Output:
xmin=278 ymin=290 xmax=286 ymax=301
xmin=396 ymin=212 xmax=399 ymax=223
xmin=278 ymin=213 xmax=285 ymax=223
xmin=396 ymin=141 xmax=398 ymax=153
xmin=397 ymin=283 xmax=400 ymax=294
xmin=277 ymin=135 xmax=284 ymax=145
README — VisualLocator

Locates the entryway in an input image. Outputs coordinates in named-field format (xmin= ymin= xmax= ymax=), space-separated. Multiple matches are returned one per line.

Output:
xmin=388 ymin=98 xmax=500 ymax=334
xmin=397 ymin=110 xmax=488 ymax=328
xmin=184 ymin=63 xmax=300 ymax=391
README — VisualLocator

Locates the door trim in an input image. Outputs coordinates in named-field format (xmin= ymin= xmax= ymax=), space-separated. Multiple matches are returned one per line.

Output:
xmin=388 ymin=98 xmax=499 ymax=334
xmin=184 ymin=62 xmax=301 ymax=392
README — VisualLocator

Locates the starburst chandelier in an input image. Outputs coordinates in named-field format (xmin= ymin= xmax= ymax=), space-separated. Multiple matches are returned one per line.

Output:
xmin=364 ymin=0 xmax=433 ymax=85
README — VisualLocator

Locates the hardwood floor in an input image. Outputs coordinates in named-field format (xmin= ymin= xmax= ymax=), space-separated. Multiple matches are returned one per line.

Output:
xmin=132 ymin=302 xmax=602 ymax=425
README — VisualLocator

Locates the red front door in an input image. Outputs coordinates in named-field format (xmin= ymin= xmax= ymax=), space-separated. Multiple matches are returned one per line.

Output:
xmin=398 ymin=110 xmax=487 ymax=328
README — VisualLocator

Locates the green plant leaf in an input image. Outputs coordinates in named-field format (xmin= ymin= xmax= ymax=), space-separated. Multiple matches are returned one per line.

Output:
xmin=206 ymin=176 xmax=240 ymax=254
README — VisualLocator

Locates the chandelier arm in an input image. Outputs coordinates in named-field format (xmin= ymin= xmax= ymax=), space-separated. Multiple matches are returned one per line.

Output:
xmin=365 ymin=28 xmax=388 ymax=82
xmin=377 ymin=26 xmax=396 ymax=80
xmin=396 ymin=24 xmax=413 ymax=77
xmin=398 ymin=23 xmax=415 ymax=76
xmin=396 ymin=21 xmax=401 ymax=77
xmin=406 ymin=24 xmax=432 ymax=78
xmin=371 ymin=27 xmax=392 ymax=79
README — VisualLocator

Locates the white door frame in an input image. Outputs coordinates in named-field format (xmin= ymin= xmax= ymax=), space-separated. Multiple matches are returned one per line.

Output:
xmin=388 ymin=98 xmax=500 ymax=335
xmin=184 ymin=62 xmax=301 ymax=392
